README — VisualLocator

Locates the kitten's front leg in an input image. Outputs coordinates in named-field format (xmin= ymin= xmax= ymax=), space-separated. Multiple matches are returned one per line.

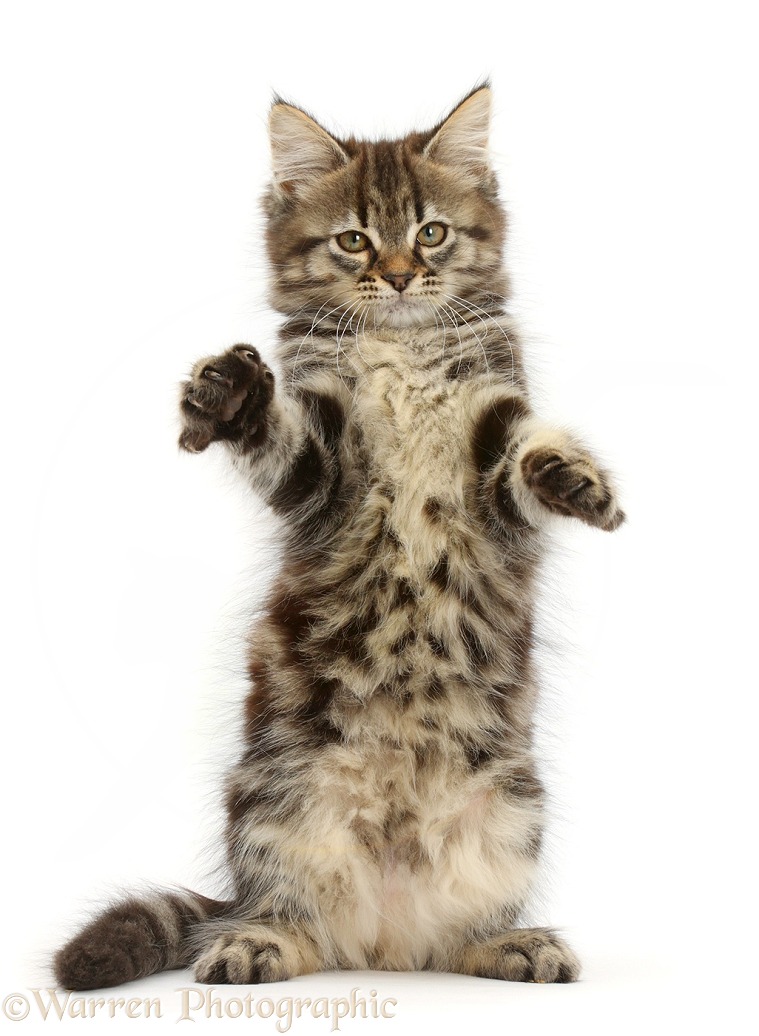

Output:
xmin=446 ymin=927 xmax=580 ymax=983
xmin=510 ymin=427 xmax=625 ymax=531
xmin=179 ymin=344 xmax=274 ymax=453
xmin=474 ymin=395 xmax=624 ymax=534
xmin=180 ymin=346 xmax=344 ymax=524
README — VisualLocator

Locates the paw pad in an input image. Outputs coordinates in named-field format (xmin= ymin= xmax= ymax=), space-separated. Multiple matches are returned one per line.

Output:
xmin=178 ymin=344 xmax=274 ymax=453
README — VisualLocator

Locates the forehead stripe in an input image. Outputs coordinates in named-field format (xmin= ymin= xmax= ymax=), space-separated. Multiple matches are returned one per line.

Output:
xmin=355 ymin=147 xmax=369 ymax=229
xmin=399 ymin=147 xmax=425 ymax=224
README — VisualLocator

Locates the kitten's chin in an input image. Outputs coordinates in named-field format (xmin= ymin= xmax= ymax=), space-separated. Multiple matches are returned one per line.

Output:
xmin=371 ymin=298 xmax=434 ymax=329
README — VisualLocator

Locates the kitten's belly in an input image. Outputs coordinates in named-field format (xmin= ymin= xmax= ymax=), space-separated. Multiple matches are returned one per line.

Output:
xmin=296 ymin=740 xmax=540 ymax=969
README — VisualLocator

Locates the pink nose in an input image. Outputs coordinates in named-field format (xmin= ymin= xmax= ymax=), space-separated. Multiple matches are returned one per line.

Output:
xmin=382 ymin=271 xmax=414 ymax=292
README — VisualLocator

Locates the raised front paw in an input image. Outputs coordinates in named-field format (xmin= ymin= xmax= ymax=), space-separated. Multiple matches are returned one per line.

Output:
xmin=521 ymin=446 xmax=625 ymax=531
xmin=179 ymin=344 xmax=274 ymax=453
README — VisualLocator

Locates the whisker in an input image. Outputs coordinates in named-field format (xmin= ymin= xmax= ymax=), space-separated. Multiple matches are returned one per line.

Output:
xmin=352 ymin=304 xmax=374 ymax=372
xmin=439 ymin=296 xmax=492 ymax=379
xmin=288 ymin=293 xmax=347 ymax=389
xmin=334 ymin=300 xmax=364 ymax=385
xmin=437 ymin=301 xmax=466 ymax=378
xmin=444 ymin=291 xmax=517 ymax=383
xmin=426 ymin=298 xmax=447 ymax=361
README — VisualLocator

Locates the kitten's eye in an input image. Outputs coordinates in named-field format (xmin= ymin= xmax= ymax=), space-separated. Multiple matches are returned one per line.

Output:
xmin=336 ymin=231 xmax=370 ymax=253
xmin=417 ymin=222 xmax=447 ymax=247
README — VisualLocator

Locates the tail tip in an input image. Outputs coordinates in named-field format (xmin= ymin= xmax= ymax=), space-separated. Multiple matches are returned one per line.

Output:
xmin=53 ymin=903 xmax=163 ymax=990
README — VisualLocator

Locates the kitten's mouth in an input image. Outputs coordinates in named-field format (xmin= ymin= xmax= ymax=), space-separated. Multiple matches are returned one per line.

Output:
xmin=371 ymin=294 xmax=430 ymax=328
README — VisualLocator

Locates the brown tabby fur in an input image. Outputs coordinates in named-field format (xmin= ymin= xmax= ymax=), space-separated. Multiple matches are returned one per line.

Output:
xmin=54 ymin=85 xmax=623 ymax=991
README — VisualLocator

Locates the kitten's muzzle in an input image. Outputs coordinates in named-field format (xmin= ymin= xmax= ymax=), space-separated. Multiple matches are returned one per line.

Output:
xmin=382 ymin=271 xmax=415 ymax=292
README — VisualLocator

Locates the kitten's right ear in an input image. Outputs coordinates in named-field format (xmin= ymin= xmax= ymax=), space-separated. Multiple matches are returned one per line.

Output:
xmin=269 ymin=101 xmax=348 ymax=194
xmin=423 ymin=85 xmax=492 ymax=173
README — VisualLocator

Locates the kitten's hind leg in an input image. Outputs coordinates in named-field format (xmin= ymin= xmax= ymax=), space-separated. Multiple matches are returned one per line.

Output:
xmin=192 ymin=922 xmax=323 ymax=984
xmin=448 ymin=927 xmax=580 ymax=984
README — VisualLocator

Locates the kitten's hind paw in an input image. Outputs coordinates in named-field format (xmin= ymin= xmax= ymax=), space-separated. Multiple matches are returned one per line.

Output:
xmin=179 ymin=344 xmax=274 ymax=453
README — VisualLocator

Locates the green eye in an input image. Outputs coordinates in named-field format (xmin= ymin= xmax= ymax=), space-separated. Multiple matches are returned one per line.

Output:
xmin=417 ymin=222 xmax=447 ymax=247
xmin=337 ymin=230 xmax=370 ymax=253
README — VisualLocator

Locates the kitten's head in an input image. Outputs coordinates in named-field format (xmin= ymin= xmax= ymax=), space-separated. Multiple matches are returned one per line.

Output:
xmin=263 ymin=86 xmax=507 ymax=330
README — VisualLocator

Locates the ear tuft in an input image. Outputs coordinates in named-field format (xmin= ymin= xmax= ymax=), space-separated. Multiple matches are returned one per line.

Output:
xmin=423 ymin=86 xmax=492 ymax=172
xmin=269 ymin=102 xmax=348 ymax=192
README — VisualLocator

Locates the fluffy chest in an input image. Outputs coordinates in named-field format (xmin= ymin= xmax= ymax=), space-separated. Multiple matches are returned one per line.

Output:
xmin=348 ymin=351 xmax=477 ymax=570
xmin=356 ymin=355 xmax=465 ymax=482
xmin=304 ymin=343 xmax=522 ymax=695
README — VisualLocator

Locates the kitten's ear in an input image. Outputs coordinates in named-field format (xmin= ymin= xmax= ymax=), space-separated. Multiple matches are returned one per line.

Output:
xmin=269 ymin=101 xmax=348 ymax=193
xmin=423 ymin=85 xmax=492 ymax=172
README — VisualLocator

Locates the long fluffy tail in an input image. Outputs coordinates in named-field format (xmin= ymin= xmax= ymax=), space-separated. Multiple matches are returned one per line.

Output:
xmin=54 ymin=890 xmax=229 ymax=990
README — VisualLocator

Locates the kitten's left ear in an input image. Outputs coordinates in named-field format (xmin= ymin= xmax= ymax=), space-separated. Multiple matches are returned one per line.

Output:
xmin=269 ymin=100 xmax=349 ymax=193
xmin=423 ymin=85 xmax=492 ymax=172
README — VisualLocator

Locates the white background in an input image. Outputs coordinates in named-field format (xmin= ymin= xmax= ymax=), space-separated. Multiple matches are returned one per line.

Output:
xmin=1 ymin=1 xmax=757 ymax=1033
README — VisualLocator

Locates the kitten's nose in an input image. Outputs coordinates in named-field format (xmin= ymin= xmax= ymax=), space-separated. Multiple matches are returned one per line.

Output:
xmin=382 ymin=271 xmax=415 ymax=293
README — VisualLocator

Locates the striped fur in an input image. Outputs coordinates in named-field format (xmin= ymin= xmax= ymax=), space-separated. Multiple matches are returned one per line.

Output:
xmin=54 ymin=86 xmax=622 ymax=990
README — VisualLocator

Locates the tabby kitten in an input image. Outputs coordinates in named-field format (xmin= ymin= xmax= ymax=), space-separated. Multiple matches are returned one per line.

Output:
xmin=55 ymin=85 xmax=623 ymax=990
